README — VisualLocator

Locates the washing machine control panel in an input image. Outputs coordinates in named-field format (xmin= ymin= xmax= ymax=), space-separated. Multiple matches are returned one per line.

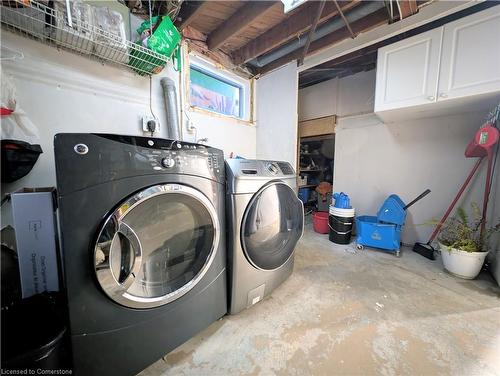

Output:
xmin=54 ymin=134 xmax=225 ymax=195
xmin=131 ymin=138 xmax=224 ymax=182
xmin=137 ymin=148 xmax=223 ymax=181
xmin=161 ymin=157 xmax=176 ymax=168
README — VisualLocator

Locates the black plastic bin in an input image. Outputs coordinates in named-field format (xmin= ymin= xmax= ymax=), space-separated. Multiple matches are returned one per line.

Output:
xmin=1 ymin=293 xmax=71 ymax=371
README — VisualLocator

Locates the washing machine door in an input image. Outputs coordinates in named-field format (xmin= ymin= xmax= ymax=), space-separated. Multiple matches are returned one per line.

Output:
xmin=94 ymin=184 xmax=219 ymax=309
xmin=241 ymin=181 xmax=304 ymax=271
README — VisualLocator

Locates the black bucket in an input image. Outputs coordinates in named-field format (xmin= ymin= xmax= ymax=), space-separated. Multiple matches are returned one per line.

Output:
xmin=1 ymin=293 xmax=70 ymax=371
xmin=329 ymin=206 xmax=355 ymax=245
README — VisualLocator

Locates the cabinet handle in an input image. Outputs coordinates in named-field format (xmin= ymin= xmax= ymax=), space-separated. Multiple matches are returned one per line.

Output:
xmin=439 ymin=93 xmax=448 ymax=98
xmin=427 ymin=96 xmax=435 ymax=101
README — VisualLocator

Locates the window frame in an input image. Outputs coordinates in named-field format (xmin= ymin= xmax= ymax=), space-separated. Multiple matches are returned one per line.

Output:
xmin=186 ymin=53 xmax=254 ymax=124
xmin=189 ymin=65 xmax=244 ymax=119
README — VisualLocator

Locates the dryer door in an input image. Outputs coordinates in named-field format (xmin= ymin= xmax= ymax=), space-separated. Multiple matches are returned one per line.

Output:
xmin=241 ymin=182 xmax=304 ymax=271
xmin=94 ymin=184 xmax=219 ymax=309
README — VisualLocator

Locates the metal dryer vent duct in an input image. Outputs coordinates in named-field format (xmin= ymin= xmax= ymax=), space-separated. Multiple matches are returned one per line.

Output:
xmin=160 ymin=77 xmax=181 ymax=140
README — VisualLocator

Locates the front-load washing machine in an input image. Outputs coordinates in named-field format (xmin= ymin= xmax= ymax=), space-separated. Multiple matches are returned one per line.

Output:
xmin=54 ymin=134 xmax=227 ymax=375
xmin=225 ymin=159 xmax=304 ymax=314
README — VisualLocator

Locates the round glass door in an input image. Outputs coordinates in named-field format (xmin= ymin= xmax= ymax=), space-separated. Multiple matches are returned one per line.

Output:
xmin=241 ymin=182 xmax=304 ymax=271
xmin=94 ymin=184 xmax=219 ymax=309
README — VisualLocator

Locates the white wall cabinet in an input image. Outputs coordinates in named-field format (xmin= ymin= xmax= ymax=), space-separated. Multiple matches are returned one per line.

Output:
xmin=438 ymin=9 xmax=500 ymax=100
xmin=375 ymin=7 xmax=500 ymax=120
xmin=375 ymin=28 xmax=443 ymax=111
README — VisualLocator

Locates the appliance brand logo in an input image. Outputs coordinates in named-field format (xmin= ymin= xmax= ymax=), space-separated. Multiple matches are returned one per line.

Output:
xmin=74 ymin=143 xmax=89 ymax=155
xmin=162 ymin=184 xmax=182 ymax=192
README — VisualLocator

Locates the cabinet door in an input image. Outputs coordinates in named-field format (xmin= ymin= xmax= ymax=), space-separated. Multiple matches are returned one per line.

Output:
xmin=438 ymin=7 xmax=500 ymax=100
xmin=375 ymin=28 xmax=443 ymax=112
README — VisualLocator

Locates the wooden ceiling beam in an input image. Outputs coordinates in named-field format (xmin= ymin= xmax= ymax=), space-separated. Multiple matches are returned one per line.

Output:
xmin=314 ymin=42 xmax=381 ymax=69
xmin=258 ymin=7 xmax=388 ymax=75
xmin=182 ymin=26 xmax=255 ymax=77
xmin=231 ymin=0 xmax=359 ymax=65
xmin=207 ymin=1 xmax=278 ymax=51
xmin=178 ymin=1 xmax=212 ymax=30
xmin=301 ymin=52 xmax=377 ymax=75
xmin=300 ymin=63 xmax=375 ymax=88
xmin=399 ymin=0 xmax=419 ymax=19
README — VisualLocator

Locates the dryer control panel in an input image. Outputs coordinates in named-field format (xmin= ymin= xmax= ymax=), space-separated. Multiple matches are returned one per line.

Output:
xmin=225 ymin=159 xmax=297 ymax=195
xmin=54 ymin=134 xmax=225 ymax=195
xmin=227 ymin=159 xmax=295 ymax=178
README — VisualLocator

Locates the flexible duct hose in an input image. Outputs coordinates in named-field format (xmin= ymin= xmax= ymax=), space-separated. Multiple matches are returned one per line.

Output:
xmin=160 ymin=77 xmax=180 ymax=140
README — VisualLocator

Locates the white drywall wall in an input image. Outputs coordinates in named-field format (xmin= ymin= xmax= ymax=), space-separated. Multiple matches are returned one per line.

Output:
xmin=1 ymin=31 xmax=174 ymax=192
xmin=0 ymin=31 xmax=256 ymax=195
xmin=181 ymin=52 xmax=256 ymax=159
xmin=256 ymin=62 xmax=298 ymax=168
xmin=298 ymin=79 xmax=337 ymax=122
xmin=184 ymin=111 xmax=256 ymax=159
xmin=299 ymin=70 xmax=376 ymax=121
xmin=337 ymin=70 xmax=376 ymax=117
xmin=298 ymin=70 xmax=500 ymax=253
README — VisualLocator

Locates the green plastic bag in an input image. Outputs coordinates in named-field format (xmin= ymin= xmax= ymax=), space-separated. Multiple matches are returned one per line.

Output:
xmin=140 ymin=16 xmax=180 ymax=58
xmin=129 ymin=16 xmax=181 ymax=75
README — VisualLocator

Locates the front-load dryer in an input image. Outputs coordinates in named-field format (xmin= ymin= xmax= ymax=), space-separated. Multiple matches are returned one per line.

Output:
xmin=225 ymin=159 xmax=304 ymax=314
xmin=54 ymin=134 xmax=227 ymax=375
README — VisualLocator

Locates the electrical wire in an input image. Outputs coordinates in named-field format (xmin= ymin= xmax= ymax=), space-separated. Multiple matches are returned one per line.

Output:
xmin=149 ymin=75 xmax=159 ymax=137
xmin=148 ymin=0 xmax=153 ymax=36
xmin=396 ymin=0 xmax=403 ymax=21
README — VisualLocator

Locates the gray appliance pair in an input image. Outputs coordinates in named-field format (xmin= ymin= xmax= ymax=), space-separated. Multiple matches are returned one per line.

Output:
xmin=54 ymin=134 xmax=227 ymax=375
xmin=225 ymin=159 xmax=304 ymax=315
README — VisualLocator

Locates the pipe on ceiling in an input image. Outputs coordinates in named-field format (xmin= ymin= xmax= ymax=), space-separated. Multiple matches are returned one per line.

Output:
xmin=248 ymin=1 xmax=385 ymax=68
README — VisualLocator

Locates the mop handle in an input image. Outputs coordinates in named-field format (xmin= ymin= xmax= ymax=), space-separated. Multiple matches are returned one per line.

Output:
xmin=404 ymin=189 xmax=431 ymax=210
xmin=427 ymin=157 xmax=484 ymax=244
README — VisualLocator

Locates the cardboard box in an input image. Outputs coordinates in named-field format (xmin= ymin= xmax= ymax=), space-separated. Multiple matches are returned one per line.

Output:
xmin=11 ymin=188 xmax=59 ymax=298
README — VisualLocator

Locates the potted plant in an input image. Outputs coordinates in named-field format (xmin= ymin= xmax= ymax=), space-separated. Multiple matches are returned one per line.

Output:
xmin=436 ymin=204 xmax=499 ymax=279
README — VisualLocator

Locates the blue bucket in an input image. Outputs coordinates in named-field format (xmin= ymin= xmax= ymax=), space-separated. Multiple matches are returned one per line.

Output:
xmin=298 ymin=188 xmax=310 ymax=204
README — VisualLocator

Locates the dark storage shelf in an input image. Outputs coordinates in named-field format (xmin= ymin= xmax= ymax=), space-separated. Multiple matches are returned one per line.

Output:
xmin=300 ymin=153 xmax=323 ymax=157
xmin=300 ymin=169 xmax=322 ymax=172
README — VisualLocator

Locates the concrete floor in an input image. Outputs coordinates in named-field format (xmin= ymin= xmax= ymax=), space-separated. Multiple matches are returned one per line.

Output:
xmin=140 ymin=224 xmax=500 ymax=376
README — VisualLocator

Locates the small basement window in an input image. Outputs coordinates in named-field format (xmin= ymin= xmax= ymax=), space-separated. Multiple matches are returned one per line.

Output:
xmin=190 ymin=66 xmax=243 ymax=118
xmin=188 ymin=55 xmax=252 ymax=122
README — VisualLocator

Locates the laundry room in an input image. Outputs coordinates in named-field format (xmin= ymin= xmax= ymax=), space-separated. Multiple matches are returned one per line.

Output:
xmin=1 ymin=0 xmax=500 ymax=375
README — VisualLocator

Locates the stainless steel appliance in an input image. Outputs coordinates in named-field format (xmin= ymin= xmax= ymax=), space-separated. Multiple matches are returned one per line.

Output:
xmin=225 ymin=159 xmax=304 ymax=314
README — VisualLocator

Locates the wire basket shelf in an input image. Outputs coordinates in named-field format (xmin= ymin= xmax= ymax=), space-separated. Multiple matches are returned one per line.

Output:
xmin=1 ymin=0 xmax=170 ymax=76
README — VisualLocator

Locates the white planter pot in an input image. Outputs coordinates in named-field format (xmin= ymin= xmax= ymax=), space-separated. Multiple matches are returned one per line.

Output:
xmin=439 ymin=242 xmax=489 ymax=279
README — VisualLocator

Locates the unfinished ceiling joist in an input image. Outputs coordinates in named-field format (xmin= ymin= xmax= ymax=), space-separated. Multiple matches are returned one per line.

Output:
xmin=298 ymin=1 xmax=496 ymax=87
xmin=182 ymin=26 xmax=254 ymax=78
xmin=397 ymin=0 xmax=419 ymax=20
xmin=231 ymin=0 xmax=360 ymax=66
xmin=299 ymin=52 xmax=377 ymax=88
xmin=259 ymin=7 xmax=388 ymax=75
xmin=207 ymin=1 xmax=278 ymax=51
xmin=178 ymin=1 xmax=211 ymax=30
